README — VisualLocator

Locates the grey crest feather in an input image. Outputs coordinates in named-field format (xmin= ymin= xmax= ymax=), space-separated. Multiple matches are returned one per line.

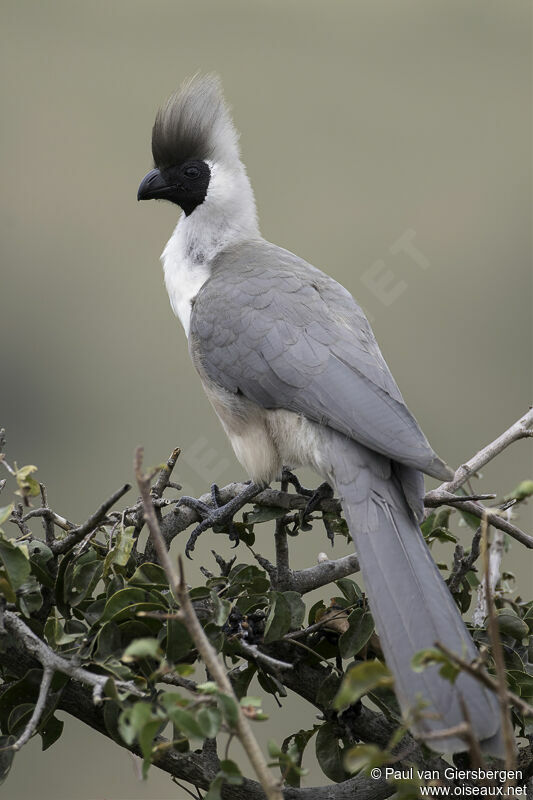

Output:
xmin=151 ymin=74 xmax=240 ymax=170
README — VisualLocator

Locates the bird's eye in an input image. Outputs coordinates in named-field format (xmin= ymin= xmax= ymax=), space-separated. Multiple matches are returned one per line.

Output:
xmin=183 ymin=165 xmax=200 ymax=179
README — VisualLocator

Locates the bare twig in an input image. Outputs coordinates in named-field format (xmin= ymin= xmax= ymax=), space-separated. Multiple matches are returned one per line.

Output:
xmin=8 ymin=667 xmax=54 ymax=751
xmin=238 ymin=642 xmax=293 ymax=673
xmin=457 ymin=696 xmax=485 ymax=771
xmin=439 ymin=409 xmax=533 ymax=495
xmin=473 ymin=528 xmax=505 ymax=627
xmin=434 ymin=641 xmax=533 ymax=718
xmin=480 ymin=516 xmax=517 ymax=775
xmin=51 ymin=483 xmax=131 ymax=554
xmin=21 ymin=507 xmax=73 ymax=531
xmin=424 ymin=492 xmax=533 ymax=548
xmin=152 ymin=447 xmax=181 ymax=499
xmin=425 ymin=408 xmax=533 ymax=548
xmin=134 ymin=446 xmax=283 ymax=800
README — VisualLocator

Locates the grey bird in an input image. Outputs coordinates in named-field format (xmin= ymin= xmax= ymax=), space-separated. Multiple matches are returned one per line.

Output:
xmin=138 ymin=75 xmax=502 ymax=754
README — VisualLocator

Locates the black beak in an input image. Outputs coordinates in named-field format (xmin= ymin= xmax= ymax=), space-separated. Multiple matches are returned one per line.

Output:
xmin=137 ymin=168 xmax=176 ymax=201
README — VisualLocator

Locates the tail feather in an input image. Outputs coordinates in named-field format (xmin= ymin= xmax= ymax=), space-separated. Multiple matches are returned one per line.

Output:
xmin=325 ymin=433 xmax=503 ymax=755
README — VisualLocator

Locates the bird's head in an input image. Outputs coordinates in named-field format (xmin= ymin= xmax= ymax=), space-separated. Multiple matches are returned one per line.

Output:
xmin=137 ymin=74 xmax=242 ymax=217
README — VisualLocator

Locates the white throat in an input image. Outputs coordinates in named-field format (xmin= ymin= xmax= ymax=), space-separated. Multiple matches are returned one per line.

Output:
xmin=161 ymin=160 xmax=259 ymax=337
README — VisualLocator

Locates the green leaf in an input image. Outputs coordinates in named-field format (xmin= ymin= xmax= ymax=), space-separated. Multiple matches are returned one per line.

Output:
xmin=411 ymin=648 xmax=460 ymax=683
xmin=166 ymin=707 xmax=204 ymax=739
xmin=496 ymin=610 xmax=529 ymax=641
xmin=0 ymin=532 xmax=31 ymax=592
xmin=165 ymin=618 xmax=194 ymax=664
xmin=339 ymin=609 xmax=374 ymax=659
xmin=219 ymin=759 xmax=243 ymax=784
xmin=0 ymin=505 xmax=14 ymax=527
xmin=14 ymin=465 xmax=41 ymax=499
xmin=197 ymin=707 xmax=222 ymax=738
xmin=40 ymin=714 xmax=64 ymax=751
xmin=263 ymin=592 xmax=292 ymax=643
xmin=344 ymin=743 xmax=388 ymax=774
xmin=103 ymin=525 xmax=135 ymax=579
xmin=210 ymin=590 xmax=231 ymax=627
xmin=230 ymin=663 xmax=256 ymax=700
xmin=315 ymin=722 xmax=349 ymax=782
xmin=504 ymin=480 xmax=533 ymax=502
xmin=128 ymin=562 xmax=168 ymax=589
xmin=122 ymin=637 xmax=162 ymax=662
xmin=281 ymin=727 xmax=317 ymax=787
xmin=94 ymin=622 xmax=122 ymax=661
xmin=118 ymin=702 xmax=162 ymax=777
xmin=507 ymin=670 xmax=533 ymax=700
xmin=100 ymin=587 xmax=166 ymax=623
xmin=44 ymin=616 xmax=82 ymax=648
xmin=64 ymin=549 xmax=103 ymax=607
xmin=217 ymin=693 xmax=239 ymax=729
xmin=333 ymin=661 xmax=393 ymax=710
xmin=335 ymin=578 xmax=361 ymax=604
xmin=204 ymin=760 xmax=243 ymax=800
xmin=282 ymin=591 xmax=306 ymax=630
xmin=204 ymin=775 xmax=224 ymax=800
xmin=316 ymin=672 xmax=341 ymax=709
xmin=7 ymin=704 xmax=33 ymax=736
xmin=27 ymin=540 xmax=55 ymax=588
xmin=308 ymin=599 xmax=327 ymax=625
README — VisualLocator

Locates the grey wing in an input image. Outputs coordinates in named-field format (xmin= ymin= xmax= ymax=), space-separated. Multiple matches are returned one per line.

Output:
xmin=190 ymin=242 xmax=452 ymax=480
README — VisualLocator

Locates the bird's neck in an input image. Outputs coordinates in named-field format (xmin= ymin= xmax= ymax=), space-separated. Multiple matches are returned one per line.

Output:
xmin=161 ymin=161 xmax=260 ymax=336
xmin=171 ymin=161 xmax=260 ymax=266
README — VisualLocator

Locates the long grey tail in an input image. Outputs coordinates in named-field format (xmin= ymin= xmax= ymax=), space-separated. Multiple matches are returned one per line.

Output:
xmin=324 ymin=431 xmax=503 ymax=755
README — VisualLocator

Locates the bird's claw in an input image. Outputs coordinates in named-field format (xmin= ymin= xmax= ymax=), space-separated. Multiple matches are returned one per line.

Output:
xmin=179 ymin=483 xmax=262 ymax=558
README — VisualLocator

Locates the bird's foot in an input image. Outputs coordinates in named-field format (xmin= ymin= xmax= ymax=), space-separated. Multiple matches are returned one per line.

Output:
xmin=281 ymin=468 xmax=335 ymax=542
xmin=178 ymin=482 xmax=262 ymax=558
xmin=301 ymin=481 xmax=335 ymax=540
xmin=281 ymin=467 xmax=315 ymax=497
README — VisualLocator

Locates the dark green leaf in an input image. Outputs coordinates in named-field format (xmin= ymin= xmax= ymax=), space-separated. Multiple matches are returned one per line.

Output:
xmin=122 ymin=637 xmax=162 ymax=662
xmin=264 ymin=592 xmax=292 ymax=643
xmin=335 ymin=578 xmax=361 ymax=604
xmin=231 ymin=663 xmax=256 ymax=700
xmin=339 ymin=609 xmax=374 ymax=659
xmin=197 ymin=707 xmax=222 ymax=738
xmin=315 ymin=722 xmax=349 ymax=782
xmin=333 ymin=661 xmax=393 ymax=710
xmin=217 ymin=693 xmax=239 ymax=729
xmin=40 ymin=714 xmax=64 ymax=750
xmin=0 ymin=533 xmax=31 ymax=591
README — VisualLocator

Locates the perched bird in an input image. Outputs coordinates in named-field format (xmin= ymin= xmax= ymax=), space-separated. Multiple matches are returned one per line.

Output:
xmin=138 ymin=75 xmax=502 ymax=754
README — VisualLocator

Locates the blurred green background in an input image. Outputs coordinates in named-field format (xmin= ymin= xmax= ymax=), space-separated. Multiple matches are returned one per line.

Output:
xmin=1 ymin=1 xmax=531 ymax=797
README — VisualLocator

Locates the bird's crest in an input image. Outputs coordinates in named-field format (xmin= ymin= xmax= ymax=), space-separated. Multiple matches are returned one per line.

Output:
xmin=151 ymin=74 xmax=240 ymax=170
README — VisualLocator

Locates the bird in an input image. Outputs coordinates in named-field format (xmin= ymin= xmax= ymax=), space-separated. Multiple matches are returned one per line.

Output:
xmin=138 ymin=74 xmax=502 ymax=755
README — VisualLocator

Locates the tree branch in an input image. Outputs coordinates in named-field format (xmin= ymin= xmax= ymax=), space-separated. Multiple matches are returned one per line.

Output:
xmin=436 ymin=408 xmax=533 ymax=495
xmin=135 ymin=447 xmax=284 ymax=800
xmin=10 ymin=666 xmax=53 ymax=751
xmin=51 ymin=484 xmax=132 ymax=555
xmin=3 ymin=611 xmax=143 ymax=702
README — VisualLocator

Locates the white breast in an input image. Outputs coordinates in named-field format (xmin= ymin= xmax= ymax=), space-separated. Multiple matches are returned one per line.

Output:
xmin=161 ymin=228 xmax=211 ymax=338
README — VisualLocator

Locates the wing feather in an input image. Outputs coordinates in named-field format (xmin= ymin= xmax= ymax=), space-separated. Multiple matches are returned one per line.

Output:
xmin=190 ymin=240 xmax=452 ymax=479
